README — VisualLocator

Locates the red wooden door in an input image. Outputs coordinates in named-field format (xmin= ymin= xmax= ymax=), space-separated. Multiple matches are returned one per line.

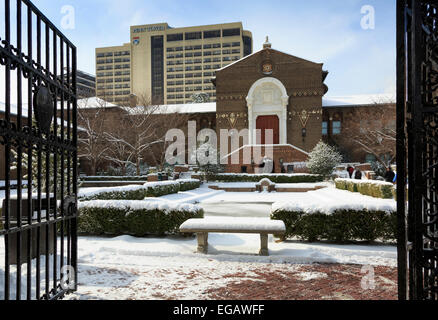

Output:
xmin=256 ymin=115 xmax=280 ymax=145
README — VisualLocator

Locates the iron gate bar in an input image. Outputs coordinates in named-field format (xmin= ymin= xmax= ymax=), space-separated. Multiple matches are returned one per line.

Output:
xmin=397 ymin=0 xmax=438 ymax=300
xmin=0 ymin=0 xmax=78 ymax=300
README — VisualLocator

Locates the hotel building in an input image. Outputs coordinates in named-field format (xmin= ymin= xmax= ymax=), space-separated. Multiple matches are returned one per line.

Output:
xmin=95 ymin=22 xmax=253 ymax=105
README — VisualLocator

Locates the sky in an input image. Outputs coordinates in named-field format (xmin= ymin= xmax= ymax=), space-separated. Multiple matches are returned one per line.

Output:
xmin=1 ymin=0 xmax=396 ymax=98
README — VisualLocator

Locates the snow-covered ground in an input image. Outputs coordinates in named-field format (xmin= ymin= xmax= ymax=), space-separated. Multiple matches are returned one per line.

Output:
xmin=0 ymin=182 xmax=398 ymax=300
xmin=70 ymin=234 xmax=396 ymax=300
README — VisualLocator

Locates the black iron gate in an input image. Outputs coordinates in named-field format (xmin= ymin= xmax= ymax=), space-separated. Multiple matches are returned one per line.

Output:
xmin=0 ymin=0 xmax=78 ymax=300
xmin=397 ymin=0 xmax=438 ymax=300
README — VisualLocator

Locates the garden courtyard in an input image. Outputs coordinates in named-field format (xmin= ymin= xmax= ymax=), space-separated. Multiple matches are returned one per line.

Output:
xmin=67 ymin=178 xmax=397 ymax=300
xmin=0 ymin=176 xmax=399 ymax=300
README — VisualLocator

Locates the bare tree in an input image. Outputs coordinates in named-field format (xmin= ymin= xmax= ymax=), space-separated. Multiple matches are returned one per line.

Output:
xmin=77 ymin=97 xmax=112 ymax=175
xmin=336 ymin=100 xmax=396 ymax=168
xmin=148 ymin=107 xmax=191 ymax=172
xmin=103 ymin=95 xmax=162 ymax=176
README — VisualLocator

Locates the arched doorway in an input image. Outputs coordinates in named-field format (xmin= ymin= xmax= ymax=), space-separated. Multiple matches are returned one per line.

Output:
xmin=246 ymin=77 xmax=289 ymax=145
xmin=256 ymin=115 xmax=280 ymax=145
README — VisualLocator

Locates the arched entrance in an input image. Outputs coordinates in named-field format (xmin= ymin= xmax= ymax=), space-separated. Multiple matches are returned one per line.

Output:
xmin=246 ymin=77 xmax=289 ymax=145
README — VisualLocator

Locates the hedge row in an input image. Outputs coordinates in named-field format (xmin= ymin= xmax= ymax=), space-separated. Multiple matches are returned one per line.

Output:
xmin=79 ymin=180 xmax=201 ymax=201
xmin=78 ymin=201 xmax=204 ymax=236
xmin=210 ymin=174 xmax=323 ymax=183
xmin=335 ymin=179 xmax=395 ymax=199
xmin=81 ymin=176 xmax=149 ymax=182
xmin=271 ymin=209 xmax=397 ymax=243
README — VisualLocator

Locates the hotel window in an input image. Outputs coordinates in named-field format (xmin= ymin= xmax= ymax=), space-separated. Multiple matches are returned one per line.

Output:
xmin=213 ymin=43 xmax=221 ymax=48
xmin=167 ymin=75 xmax=175 ymax=79
xmin=204 ymin=30 xmax=221 ymax=39
xmin=176 ymin=80 xmax=184 ymax=85
xmin=96 ymin=53 xmax=105 ymax=58
xmin=204 ymin=58 xmax=212 ymax=63
xmin=204 ymin=44 xmax=212 ymax=49
xmin=167 ymin=47 xmax=175 ymax=52
xmin=105 ymin=52 xmax=113 ymax=57
xmin=213 ymin=57 xmax=221 ymax=62
xmin=186 ymin=66 xmax=193 ymax=71
xmin=223 ymin=57 xmax=232 ymax=62
xmin=185 ymin=32 xmax=202 ymax=41
xmin=213 ymin=50 xmax=221 ymax=55
xmin=194 ymin=59 xmax=202 ymax=64
xmin=185 ymin=80 xmax=193 ymax=85
xmin=194 ymin=79 xmax=202 ymax=84
xmin=167 ymin=33 xmax=183 ymax=42
xmin=204 ymin=72 xmax=212 ymax=77
xmin=223 ymin=28 xmax=240 ymax=37
xmin=232 ymin=49 xmax=241 ymax=54
xmin=204 ymin=65 xmax=212 ymax=70
xmin=223 ymin=43 xmax=231 ymax=48
xmin=322 ymin=122 xmax=328 ymax=135
xmin=223 ymin=50 xmax=231 ymax=55
xmin=97 ymin=60 xmax=105 ymax=64
xmin=204 ymin=51 xmax=212 ymax=56
xmin=332 ymin=121 xmax=342 ymax=135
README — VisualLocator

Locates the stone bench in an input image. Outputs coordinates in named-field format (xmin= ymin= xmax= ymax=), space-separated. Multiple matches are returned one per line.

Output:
xmin=180 ymin=217 xmax=286 ymax=256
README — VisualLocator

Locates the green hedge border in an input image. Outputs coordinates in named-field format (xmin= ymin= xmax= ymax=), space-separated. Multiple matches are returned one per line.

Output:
xmin=81 ymin=176 xmax=149 ymax=182
xmin=335 ymin=179 xmax=395 ymax=199
xmin=80 ymin=180 xmax=201 ymax=201
xmin=210 ymin=174 xmax=323 ymax=183
xmin=79 ymin=204 xmax=204 ymax=236
xmin=271 ymin=209 xmax=397 ymax=243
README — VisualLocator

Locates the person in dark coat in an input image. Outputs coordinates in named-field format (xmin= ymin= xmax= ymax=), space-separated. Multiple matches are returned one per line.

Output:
xmin=347 ymin=166 xmax=354 ymax=179
xmin=384 ymin=167 xmax=396 ymax=183
xmin=354 ymin=169 xmax=362 ymax=180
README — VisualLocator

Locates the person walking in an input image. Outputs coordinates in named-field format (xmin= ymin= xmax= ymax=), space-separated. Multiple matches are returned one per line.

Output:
xmin=354 ymin=168 xmax=362 ymax=180
xmin=347 ymin=166 xmax=354 ymax=179
xmin=384 ymin=167 xmax=396 ymax=183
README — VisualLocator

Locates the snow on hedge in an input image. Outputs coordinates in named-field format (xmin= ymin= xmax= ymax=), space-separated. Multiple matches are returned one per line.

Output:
xmin=79 ymin=179 xmax=200 ymax=199
xmin=334 ymin=178 xmax=394 ymax=187
xmin=272 ymin=187 xmax=396 ymax=215
xmin=79 ymin=200 xmax=202 ymax=214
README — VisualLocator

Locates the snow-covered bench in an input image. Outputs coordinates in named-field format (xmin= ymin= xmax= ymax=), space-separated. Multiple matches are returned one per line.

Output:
xmin=179 ymin=217 xmax=286 ymax=256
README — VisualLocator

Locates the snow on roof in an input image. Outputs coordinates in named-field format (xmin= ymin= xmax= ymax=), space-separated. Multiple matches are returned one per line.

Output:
xmin=322 ymin=94 xmax=396 ymax=107
xmin=76 ymin=97 xmax=118 ymax=109
xmin=124 ymin=102 xmax=217 ymax=115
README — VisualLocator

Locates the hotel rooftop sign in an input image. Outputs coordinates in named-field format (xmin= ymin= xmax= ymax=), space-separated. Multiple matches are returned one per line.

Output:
xmin=132 ymin=25 xmax=168 ymax=33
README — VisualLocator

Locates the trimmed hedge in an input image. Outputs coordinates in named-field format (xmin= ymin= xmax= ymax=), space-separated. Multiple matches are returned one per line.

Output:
xmin=209 ymin=174 xmax=323 ymax=184
xmin=78 ymin=201 xmax=204 ymax=236
xmin=79 ymin=180 xmax=201 ymax=201
xmin=335 ymin=179 xmax=395 ymax=199
xmin=271 ymin=209 xmax=397 ymax=243
xmin=81 ymin=176 xmax=149 ymax=182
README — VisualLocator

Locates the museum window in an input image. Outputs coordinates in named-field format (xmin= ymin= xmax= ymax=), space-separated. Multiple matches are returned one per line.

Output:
xmin=332 ymin=121 xmax=342 ymax=135
xmin=322 ymin=122 xmax=328 ymax=135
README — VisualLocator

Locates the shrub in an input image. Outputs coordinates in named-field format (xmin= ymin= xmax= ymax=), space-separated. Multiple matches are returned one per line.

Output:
xmin=271 ymin=208 xmax=397 ymax=243
xmin=79 ymin=179 xmax=201 ymax=201
xmin=209 ymin=174 xmax=323 ymax=183
xmin=81 ymin=176 xmax=149 ymax=182
xmin=307 ymin=142 xmax=343 ymax=177
xmin=78 ymin=201 xmax=204 ymax=236
xmin=335 ymin=178 xmax=395 ymax=199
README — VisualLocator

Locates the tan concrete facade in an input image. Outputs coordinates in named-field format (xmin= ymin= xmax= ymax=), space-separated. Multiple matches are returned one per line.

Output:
xmin=96 ymin=22 xmax=253 ymax=106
